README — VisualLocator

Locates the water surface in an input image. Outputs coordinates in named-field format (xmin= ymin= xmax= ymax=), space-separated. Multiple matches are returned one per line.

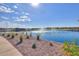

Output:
xmin=32 ymin=30 xmax=79 ymax=44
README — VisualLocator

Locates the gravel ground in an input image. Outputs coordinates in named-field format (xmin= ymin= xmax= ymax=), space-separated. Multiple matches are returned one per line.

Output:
xmin=0 ymin=32 xmax=64 ymax=56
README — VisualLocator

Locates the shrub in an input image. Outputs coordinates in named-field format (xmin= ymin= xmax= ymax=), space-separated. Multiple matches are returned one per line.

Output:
xmin=26 ymin=35 xmax=29 ymax=39
xmin=15 ymin=33 xmax=18 ymax=36
xmin=30 ymin=33 xmax=32 ymax=37
xmin=7 ymin=34 xmax=10 ymax=37
xmin=37 ymin=35 xmax=40 ymax=40
xmin=2 ymin=34 xmax=4 ymax=36
xmin=16 ymin=36 xmax=23 ymax=45
xmin=26 ymin=32 xmax=27 ymax=35
xmin=49 ymin=42 xmax=53 ymax=46
xmin=32 ymin=43 xmax=36 ymax=49
xmin=63 ymin=41 xmax=69 ymax=51
xmin=11 ymin=35 xmax=14 ymax=39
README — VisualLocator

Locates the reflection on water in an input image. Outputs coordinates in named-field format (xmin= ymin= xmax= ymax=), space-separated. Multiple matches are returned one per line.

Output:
xmin=32 ymin=30 xmax=79 ymax=44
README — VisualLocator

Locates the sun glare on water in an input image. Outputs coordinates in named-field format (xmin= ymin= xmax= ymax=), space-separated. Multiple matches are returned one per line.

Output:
xmin=32 ymin=29 xmax=47 ymax=33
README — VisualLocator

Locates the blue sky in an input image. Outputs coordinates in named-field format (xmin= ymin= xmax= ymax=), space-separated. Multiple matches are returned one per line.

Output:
xmin=0 ymin=3 xmax=79 ymax=28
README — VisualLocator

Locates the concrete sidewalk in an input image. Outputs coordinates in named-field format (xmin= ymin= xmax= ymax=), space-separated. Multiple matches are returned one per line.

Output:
xmin=0 ymin=36 xmax=22 ymax=56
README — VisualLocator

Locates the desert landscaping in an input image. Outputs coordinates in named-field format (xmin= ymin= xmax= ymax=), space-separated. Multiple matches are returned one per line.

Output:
xmin=0 ymin=32 xmax=64 ymax=56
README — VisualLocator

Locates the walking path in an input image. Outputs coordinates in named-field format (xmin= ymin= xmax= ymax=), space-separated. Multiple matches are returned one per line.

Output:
xmin=0 ymin=36 xmax=22 ymax=56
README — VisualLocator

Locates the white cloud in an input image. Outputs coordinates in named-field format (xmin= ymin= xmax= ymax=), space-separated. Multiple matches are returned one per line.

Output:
xmin=0 ymin=21 xmax=26 ymax=28
xmin=20 ymin=15 xmax=28 ymax=19
xmin=22 ymin=12 xmax=30 ymax=15
xmin=0 ymin=6 xmax=14 ymax=13
xmin=16 ymin=15 xmax=32 ymax=22
xmin=25 ymin=13 xmax=30 ymax=15
xmin=14 ymin=5 xmax=17 ymax=8
xmin=1 ymin=16 xmax=8 ymax=20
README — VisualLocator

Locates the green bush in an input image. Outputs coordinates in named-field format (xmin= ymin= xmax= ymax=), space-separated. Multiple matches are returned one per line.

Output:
xmin=63 ymin=40 xmax=79 ymax=56
xmin=64 ymin=41 xmax=69 ymax=51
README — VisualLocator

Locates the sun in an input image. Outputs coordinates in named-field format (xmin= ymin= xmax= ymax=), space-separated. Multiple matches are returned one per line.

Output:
xmin=31 ymin=2 xmax=40 ymax=7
